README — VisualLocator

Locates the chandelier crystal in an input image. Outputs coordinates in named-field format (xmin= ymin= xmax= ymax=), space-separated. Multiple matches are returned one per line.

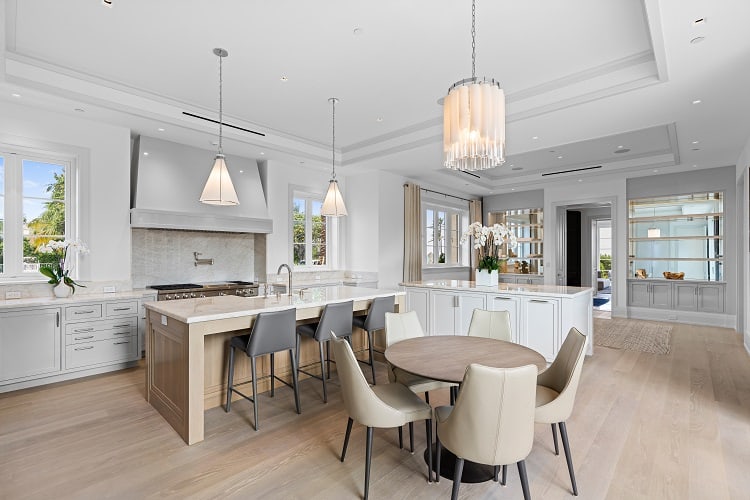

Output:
xmin=321 ymin=97 xmax=348 ymax=217
xmin=443 ymin=0 xmax=506 ymax=171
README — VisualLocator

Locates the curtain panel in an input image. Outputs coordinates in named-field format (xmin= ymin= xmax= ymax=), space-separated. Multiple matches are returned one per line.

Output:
xmin=403 ymin=183 xmax=422 ymax=282
xmin=469 ymin=198 xmax=483 ymax=281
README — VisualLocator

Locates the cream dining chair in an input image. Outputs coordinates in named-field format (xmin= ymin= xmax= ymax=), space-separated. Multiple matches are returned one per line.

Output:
xmin=435 ymin=363 xmax=538 ymax=500
xmin=466 ymin=308 xmax=512 ymax=342
xmin=535 ymin=327 xmax=587 ymax=496
xmin=331 ymin=333 xmax=434 ymax=500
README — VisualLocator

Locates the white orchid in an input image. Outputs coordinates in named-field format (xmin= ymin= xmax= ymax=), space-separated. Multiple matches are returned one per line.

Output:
xmin=461 ymin=222 xmax=517 ymax=271
xmin=37 ymin=239 xmax=89 ymax=293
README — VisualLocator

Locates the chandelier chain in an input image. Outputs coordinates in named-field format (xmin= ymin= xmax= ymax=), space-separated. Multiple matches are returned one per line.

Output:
xmin=218 ymin=52 xmax=224 ymax=154
xmin=471 ymin=0 xmax=476 ymax=79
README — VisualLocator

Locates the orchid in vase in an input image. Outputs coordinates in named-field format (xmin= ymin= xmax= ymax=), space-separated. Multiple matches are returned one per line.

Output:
xmin=461 ymin=222 xmax=518 ymax=272
xmin=37 ymin=239 xmax=89 ymax=294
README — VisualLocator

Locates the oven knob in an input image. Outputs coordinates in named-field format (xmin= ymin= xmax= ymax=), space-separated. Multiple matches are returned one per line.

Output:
xmin=236 ymin=289 xmax=242 ymax=295
xmin=199 ymin=293 xmax=206 ymax=298
xmin=219 ymin=291 xmax=226 ymax=296
xmin=182 ymin=293 xmax=190 ymax=299
xmin=190 ymin=292 xmax=197 ymax=298
xmin=165 ymin=294 xmax=173 ymax=300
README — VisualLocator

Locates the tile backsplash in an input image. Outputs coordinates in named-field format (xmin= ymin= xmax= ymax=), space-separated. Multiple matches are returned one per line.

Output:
xmin=131 ymin=228 xmax=263 ymax=288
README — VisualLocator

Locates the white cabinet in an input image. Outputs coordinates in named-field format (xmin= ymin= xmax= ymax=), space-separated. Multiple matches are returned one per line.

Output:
xmin=0 ymin=307 xmax=61 ymax=383
xmin=406 ymin=287 xmax=430 ymax=332
xmin=520 ymin=298 xmax=560 ymax=361
xmin=499 ymin=274 xmax=544 ymax=285
xmin=139 ymin=294 xmax=157 ymax=354
xmin=627 ymin=279 xmax=725 ymax=314
xmin=697 ymin=284 xmax=725 ymax=313
xmin=650 ymin=282 xmax=672 ymax=309
xmin=429 ymin=290 xmax=486 ymax=336
xmin=487 ymin=294 xmax=520 ymax=343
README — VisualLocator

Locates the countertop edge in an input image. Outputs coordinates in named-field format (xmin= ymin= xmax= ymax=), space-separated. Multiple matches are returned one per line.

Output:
xmin=400 ymin=281 xmax=594 ymax=298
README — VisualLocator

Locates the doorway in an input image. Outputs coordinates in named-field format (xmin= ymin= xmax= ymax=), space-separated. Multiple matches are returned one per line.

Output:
xmin=593 ymin=219 xmax=612 ymax=314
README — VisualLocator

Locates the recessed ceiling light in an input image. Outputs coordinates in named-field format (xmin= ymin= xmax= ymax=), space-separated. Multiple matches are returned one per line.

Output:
xmin=239 ymin=170 xmax=244 ymax=173
xmin=532 ymin=136 xmax=539 ymax=140
xmin=376 ymin=117 xmax=383 ymax=122
xmin=353 ymin=27 xmax=363 ymax=36
xmin=511 ymin=167 xmax=523 ymax=171
xmin=653 ymin=169 xmax=659 ymax=173
xmin=511 ymin=188 xmax=515 ymax=191
xmin=557 ymin=156 xmax=563 ymax=159
xmin=693 ymin=18 xmax=706 ymax=26
xmin=692 ymin=164 xmax=698 ymax=168
xmin=101 ymin=0 xmax=113 ymax=6
xmin=73 ymin=108 xmax=85 ymax=113
xmin=690 ymin=36 xmax=706 ymax=44
xmin=692 ymin=148 xmax=700 ymax=151
xmin=143 ymin=152 xmax=149 ymax=156
xmin=614 ymin=147 xmax=630 ymax=154
xmin=260 ymin=152 xmax=265 ymax=155
xmin=299 ymin=161 xmax=305 ymax=165
xmin=11 ymin=93 xmax=21 ymax=98
xmin=280 ymin=76 xmax=289 ymax=82
xmin=211 ymin=141 xmax=219 ymax=146
xmin=691 ymin=140 xmax=699 ymax=144
xmin=617 ymin=145 xmax=624 ymax=148
xmin=692 ymin=99 xmax=702 ymax=104
xmin=157 ymin=127 xmax=165 ymax=132
xmin=578 ymin=179 xmax=583 ymax=183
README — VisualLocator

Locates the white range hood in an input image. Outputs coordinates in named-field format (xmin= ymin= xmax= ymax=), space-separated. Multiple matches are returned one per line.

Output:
xmin=130 ymin=136 xmax=272 ymax=233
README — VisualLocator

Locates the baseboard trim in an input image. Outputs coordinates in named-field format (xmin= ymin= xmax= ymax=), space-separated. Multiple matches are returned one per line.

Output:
xmin=0 ymin=360 xmax=139 ymax=394
xmin=626 ymin=307 xmax=736 ymax=328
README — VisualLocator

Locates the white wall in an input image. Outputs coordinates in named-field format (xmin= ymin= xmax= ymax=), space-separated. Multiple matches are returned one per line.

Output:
xmin=0 ymin=100 xmax=131 ymax=283
xmin=346 ymin=171 xmax=380 ymax=273
xmin=736 ymin=138 xmax=750 ymax=350
xmin=580 ymin=207 xmax=612 ymax=288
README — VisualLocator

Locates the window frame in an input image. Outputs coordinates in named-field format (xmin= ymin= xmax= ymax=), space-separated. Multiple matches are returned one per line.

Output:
xmin=422 ymin=199 xmax=469 ymax=268
xmin=0 ymin=144 xmax=79 ymax=282
xmin=290 ymin=187 xmax=332 ymax=270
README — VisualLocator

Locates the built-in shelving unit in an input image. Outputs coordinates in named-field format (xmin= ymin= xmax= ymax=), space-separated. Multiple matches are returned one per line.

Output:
xmin=488 ymin=208 xmax=544 ymax=275
xmin=628 ymin=192 xmax=723 ymax=281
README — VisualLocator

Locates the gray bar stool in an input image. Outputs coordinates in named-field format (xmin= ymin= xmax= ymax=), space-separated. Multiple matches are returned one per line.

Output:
xmin=296 ymin=300 xmax=353 ymax=403
xmin=225 ymin=307 xmax=301 ymax=431
xmin=352 ymin=295 xmax=394 ymax=385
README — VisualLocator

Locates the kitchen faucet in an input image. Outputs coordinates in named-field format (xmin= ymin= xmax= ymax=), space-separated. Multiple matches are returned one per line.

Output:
xmin=277 ymin=263 xmax=293 ymax=296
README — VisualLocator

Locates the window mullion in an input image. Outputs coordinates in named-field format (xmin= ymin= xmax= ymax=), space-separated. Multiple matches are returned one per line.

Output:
xmin=4 ymin=157 xmax=23 ymax=276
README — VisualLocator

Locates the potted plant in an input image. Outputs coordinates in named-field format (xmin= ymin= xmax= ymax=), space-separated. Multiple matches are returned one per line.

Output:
xmin=461 ymin=222 xmax=518 ymax=287
xmin=37 ymin=239 xmax=89 ymax=297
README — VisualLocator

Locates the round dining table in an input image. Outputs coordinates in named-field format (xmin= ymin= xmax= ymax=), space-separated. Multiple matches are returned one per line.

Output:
xmin=384 ymin=335 xmax=547 ymax=483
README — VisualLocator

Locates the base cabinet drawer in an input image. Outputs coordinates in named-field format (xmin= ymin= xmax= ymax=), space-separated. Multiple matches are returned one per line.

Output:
xmin=106 ymin=301 xmax=138 ymax=317
xmin=66 ymin=336 xmax=138 ymax=369
xmin=65 ymin=317 xmax=137 ymax=344
xmin=65 ymin=304 xmax=102 ymax=321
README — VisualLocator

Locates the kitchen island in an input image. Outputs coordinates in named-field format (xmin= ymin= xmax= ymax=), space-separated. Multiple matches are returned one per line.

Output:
xmin=144 ymin=286 xmax=404 ymax=445
xmin=401 ymin=280 xmax=593 ymax=361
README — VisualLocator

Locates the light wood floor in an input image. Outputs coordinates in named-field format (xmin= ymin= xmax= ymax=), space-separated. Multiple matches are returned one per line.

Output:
xmin=1 ymin=321 xmax=749 ymax=500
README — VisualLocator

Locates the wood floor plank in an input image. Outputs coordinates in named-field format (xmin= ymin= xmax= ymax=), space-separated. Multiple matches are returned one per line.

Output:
xmin=0 ymin=320 xmax=747 ymax=499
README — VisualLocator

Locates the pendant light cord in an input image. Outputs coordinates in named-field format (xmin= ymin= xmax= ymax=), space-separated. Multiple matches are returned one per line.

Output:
xmin=330 ymin=97 xmax=337 ymax=180
xmin=218 ymin=52 xmax=224 ymax=154
xmin=471 ymin=0 xmax=476 ymax=80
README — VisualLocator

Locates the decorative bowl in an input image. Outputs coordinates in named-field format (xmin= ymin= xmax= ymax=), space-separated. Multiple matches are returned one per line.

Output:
xmin=663 ymin=271 xmax=685 ymax=280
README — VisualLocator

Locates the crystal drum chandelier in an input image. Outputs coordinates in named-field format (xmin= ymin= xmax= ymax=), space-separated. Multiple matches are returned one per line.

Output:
xmin=200 ymin=48 xmax=240 ymax=205
xmin=321 ymin=97 xmax=348 ymax=217
xmin=443 ymin=0 xmax=506 ymax=171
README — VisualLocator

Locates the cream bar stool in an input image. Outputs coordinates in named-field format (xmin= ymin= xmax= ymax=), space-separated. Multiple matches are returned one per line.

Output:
xmin=225 ymin=307 xmax=301 ymax=431
xmin=352 ymin=295 xmax=395 ymax=385
xmin=435 ymin=363 xmax=538 ymax=500
xmin=296 ymin=300 xmax=353 ymax=403
xmin=466 ymin=308 xmax=512 ymax=342
xmin=535 ymin=327 xmax=587 ymax=496
xmin=331 ymin=333 xmax=433 ymax=500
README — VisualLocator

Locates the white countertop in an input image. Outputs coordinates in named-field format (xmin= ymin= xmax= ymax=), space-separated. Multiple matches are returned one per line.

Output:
xmin=401 ymin=280 xmax=593 ymax=298
xmin=144 ymin=286 xmax=404 ymax=324
xmin=0 ymin=289 xmax=156 ymax=310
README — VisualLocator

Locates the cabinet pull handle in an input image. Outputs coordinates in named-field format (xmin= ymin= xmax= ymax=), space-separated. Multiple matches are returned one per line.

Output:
xmin=113 ymin=307 xmax=131 ymax=311
xmin=74 ymin=310 xmax=95 ymax=315
xmin=114 ymin=324 xmax=131 ymax=328
xmin=114 ymin=341 xmax=130 ymax=345
xmin=74 ymin=346 xmax=94 ymax=351
xmin=494 ymin=297 xmax=511 ymax=300
xmin=529 ymin=299 xmax=548 ymax=303
xmin=74 ymin=327 xmax=95 ymax=333
xmin=113 ymin=331 xmax=129 ymax=335
xmin=56 ymin=311 xmax=60 ymax=327
xmin=74 ymin=335 xmax=95 ymax=340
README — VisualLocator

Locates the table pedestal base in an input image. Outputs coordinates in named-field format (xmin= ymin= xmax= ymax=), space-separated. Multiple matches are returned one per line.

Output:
xmin=424 ymin=444 xmax=495 ymax=483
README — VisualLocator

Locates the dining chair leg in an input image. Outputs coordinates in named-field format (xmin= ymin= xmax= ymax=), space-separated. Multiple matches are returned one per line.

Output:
xmin=551 ymin=422 xmax=559 ymax=455
xmin=289 ymin=349 xmax=301 ymax=414
xmin=364 ymin=426 xmax=374 ymax=500
xmin=435 ymin=438 xmax=442 ymax=483
xmin=250 ymin=356 xmax=259 ymax=431
xmin=367 ymin=330 xmax=377 ymax=385
xmin=451 ymin=457 xmax=464 ymax=500
xmin=398 ymin=426 xmax=403 ymax=449
xmin=501 ymin=464 xmax=507 ymax=485
xmin=318 ymin=341 xmax=328 ymax=403
xmin=559 ymin=421 xmax=578 ymax=496
xmin=450 ymin=386 xmax=456 ymax=405
xmin=494 ymin=465 xmax=499 ymax=482
xmin=271 ymin=353 xmax=274 ymax=397
xmin=409 ymin=421 xmax=414 ymax=452
xmin=225 ymin=345 xmax=235 ymax=412
xmin=424 ymin=391 xmax=430 ymax=405
xmin=425 ymin=418 xmax=433 ymax=483
xmin=517 ymin=460 xmax=531 ymax=500
xmin=341 ymin=417 xmax=354 ymax=462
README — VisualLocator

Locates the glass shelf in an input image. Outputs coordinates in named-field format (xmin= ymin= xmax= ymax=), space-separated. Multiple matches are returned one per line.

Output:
xmin=488 ymin=208 xmax=544 ymax=274
xmin=628 ymin=192 xmax=723 ymax=281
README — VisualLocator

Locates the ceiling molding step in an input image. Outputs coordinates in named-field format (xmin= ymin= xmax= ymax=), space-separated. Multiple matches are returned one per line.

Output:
xmin=642 ymin=0 xmax=669 ymax=82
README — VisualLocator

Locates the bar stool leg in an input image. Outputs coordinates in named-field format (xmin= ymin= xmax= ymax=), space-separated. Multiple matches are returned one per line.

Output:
xmin=270 ymin=352 xmax=275 ymax=397
xmin=289 ymin=348 xmax=301 ymax=414
xmin=326 ymin=340 xmax=332 ymax=379
xmin=225 ymin=345 xmax=236 ymax=412
xmin=319 ymin=341 xmax=328 ymax=403
xmin=250 ymin=356 xmax=259 ymax=431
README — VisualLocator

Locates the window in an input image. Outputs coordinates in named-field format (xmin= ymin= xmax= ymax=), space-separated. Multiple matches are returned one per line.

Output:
xmin=292 ymin=192 xmax=328 ymax=268
xmin=0 ymin=147 xmax=76 ymax=280
xmin=423 ymin=203 xmax=467 ymax=266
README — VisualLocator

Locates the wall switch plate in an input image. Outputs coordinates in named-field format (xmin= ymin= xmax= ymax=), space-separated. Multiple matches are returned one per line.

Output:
xmin=102 ymin=285 xmax=116 ymax=293
xmin=161 ymin=315 xmax=168 ymax=326
xmin=5 ymin=291 xmax=21 ymax=299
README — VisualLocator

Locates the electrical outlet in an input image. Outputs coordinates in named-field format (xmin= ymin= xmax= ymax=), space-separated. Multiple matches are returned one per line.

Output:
xmin=5 ymin=291 xmax=21 ymax=299
xmin=102 ymin=285 xmax=116 ymax=293
xmin=161 ymin=314 xmax=168 ymax=326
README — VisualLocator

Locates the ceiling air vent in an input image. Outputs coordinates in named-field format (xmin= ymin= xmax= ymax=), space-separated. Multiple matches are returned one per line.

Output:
xmin=182 ymin=111 xmax=266 ymax=137
xmin=460 ymin=170 xmax=481 ymax=179
xmin=541 ymin=165 xmax=602 ymax=177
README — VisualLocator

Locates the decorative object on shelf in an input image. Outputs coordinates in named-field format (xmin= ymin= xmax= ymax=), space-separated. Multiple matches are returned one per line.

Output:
xmin=462 ymin=222 xmax=517 ymax=286
xmin=37 ymin=239 xmax=90 ymax=296
xmin=443 ymin=0 xmax=505 ymax=171
xmin=635 ymin=269 xmax=648 ymax=279
xmin=663 ymin=271 xmax=685 ymax=280
xmin=200 ymin=47 xmax=239 ymax=206
xmin=647 ymin=227 xmax=661 ymax=238
xmin=321 ymin=97 xmax=348 ymax=216
xmin=520 ymin=260 xmax=529 ymax=274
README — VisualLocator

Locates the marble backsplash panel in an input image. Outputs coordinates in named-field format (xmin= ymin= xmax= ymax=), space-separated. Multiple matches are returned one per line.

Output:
xmin=131 ymin=228 xmax=262 ymax=288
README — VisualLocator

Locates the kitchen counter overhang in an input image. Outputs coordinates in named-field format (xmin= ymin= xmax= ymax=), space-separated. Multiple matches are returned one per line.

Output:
xmin=400 ymin=280 xmax=593 ymax=298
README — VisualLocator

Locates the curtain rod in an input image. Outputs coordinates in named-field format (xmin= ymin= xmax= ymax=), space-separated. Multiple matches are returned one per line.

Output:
xmin=404 ymin=184 xmax=474 ymax=203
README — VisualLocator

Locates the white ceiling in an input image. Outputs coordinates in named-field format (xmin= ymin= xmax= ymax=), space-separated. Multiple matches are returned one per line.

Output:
xmin=2 ymin=0 xmax=750 ymax=197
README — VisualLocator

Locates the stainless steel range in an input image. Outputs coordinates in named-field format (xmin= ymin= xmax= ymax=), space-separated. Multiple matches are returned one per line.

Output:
xmin=148 ymin=281 xmax=259 ymax=301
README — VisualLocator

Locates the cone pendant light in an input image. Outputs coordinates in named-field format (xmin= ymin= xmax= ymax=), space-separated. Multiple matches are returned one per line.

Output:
xmin=321 ymin=97 xmax=347 ymax=217
xmin=200 ymin=48 xmax=239 ymax=205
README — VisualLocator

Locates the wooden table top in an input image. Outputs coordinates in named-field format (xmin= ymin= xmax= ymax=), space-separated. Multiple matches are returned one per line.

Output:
xmin=384 ymin=336 xmax=547 ymax=384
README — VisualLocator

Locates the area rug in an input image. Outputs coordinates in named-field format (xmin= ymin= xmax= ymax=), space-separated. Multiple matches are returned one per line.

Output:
xmin=593 ymin=297 xmax=610 ymax=307
xmin=593 ymin=317 xmax=673 ymax=355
